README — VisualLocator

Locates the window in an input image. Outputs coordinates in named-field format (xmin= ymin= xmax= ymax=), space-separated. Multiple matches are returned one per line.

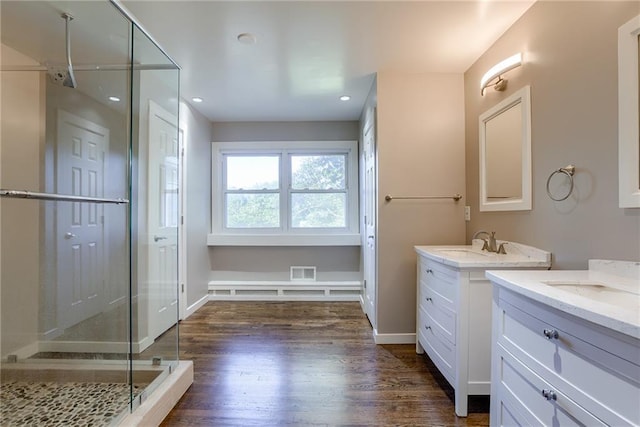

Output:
xmin=290 ymin=154 xmax=346 ymax=228
xmin=224 ymin=155 xmax=280 ymax=228
xmin=210 ymin=141 xmax=359 ymax=246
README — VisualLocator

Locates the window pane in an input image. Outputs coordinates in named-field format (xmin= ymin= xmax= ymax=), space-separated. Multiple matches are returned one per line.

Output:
xmin=291 ymin=155 xmax=346 ymax=190
xmin=291 ymin=193 xmax=346 ymax=228
xmin=226 ymin=194 xmax=279 ymax=228
xmin=226 ymin=156 xmax=279 ymax=190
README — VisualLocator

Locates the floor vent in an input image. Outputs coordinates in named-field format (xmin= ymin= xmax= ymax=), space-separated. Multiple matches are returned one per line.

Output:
xmin=290 ymin=266 xmax=316 ymax=281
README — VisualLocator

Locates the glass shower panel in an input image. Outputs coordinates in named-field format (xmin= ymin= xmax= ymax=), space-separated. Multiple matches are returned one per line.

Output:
xmin=130 ymin=23 xmax=180 ymax=401
xmin=1 ymin=1 xmax=135 ymax=425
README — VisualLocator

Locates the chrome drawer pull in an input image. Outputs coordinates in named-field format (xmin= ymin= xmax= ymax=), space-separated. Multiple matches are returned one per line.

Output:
xmin=541 ymin=389 xmax=557 ymax=401
xmin=425 ymin=269 xmax=434 ymax=274
xmin=543 ymin=329 xmax=559 ymax=340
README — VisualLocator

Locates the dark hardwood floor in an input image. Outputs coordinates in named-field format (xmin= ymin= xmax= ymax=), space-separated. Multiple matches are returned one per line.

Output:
xmin=161 ymin=301 xmax=489 ymax=426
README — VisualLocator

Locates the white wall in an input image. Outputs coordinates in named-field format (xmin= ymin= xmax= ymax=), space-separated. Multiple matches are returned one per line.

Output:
xmin=180 ymin=102 xmax=213 ymax=312
xmin=374 ymin=71 xmax=466 ymax=335
xmin=0 ymin=45 xmax=44 ymax=357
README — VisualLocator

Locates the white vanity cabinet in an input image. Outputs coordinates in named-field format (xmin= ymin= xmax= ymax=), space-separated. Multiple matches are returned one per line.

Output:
xmin=487 ymin=262 xmax=640 ymax=427
xmin=415 ymin=242 xmax=551 ymax=417
xmin=416 ymin=255 xmax=493 ymax=417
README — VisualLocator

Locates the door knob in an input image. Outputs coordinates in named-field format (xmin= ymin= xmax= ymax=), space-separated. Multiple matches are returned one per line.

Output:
xmin=64 ymin=232 xmax=76 ymax=239
xmin=154 ymin=235 xmax=168 ymax=242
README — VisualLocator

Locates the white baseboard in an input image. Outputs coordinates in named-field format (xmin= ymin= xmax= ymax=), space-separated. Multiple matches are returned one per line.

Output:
xmin=42 ymin=327 xmax=63 ymax=342
xmin=2 ymin=341 xmax=39 ymax=360
xmin=359 ymin=295 xmax=366 ymax=312
xmin=184 ymin=294 xmax=208 ymax=320
xmin=373 ymin=330 xmax=416 ymax=345
xmin=137 ymin=336 xmax=153 ymax=353
xmin=3 ymin=336 xmax=152 ymax=360
xmin=208 ymin=280 xmax=361 ymax=302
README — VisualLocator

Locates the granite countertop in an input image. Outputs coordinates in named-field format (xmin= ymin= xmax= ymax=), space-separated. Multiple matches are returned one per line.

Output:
xmin=415 ymin=240 xmax=551 ymax=269
xmin=486 ymin=259 xmax=640 ymax=339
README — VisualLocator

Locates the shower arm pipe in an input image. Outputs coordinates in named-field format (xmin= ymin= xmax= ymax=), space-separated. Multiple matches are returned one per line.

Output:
xmin=62 ymin=13 xmax=77 ymax=88
xmin=64 ymin=14 xmax=73 ymax=71
xmin=1 ymin=189 xmax=129 ymax=204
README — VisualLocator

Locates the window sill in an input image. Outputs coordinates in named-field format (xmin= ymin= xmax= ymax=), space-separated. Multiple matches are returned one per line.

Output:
xmin=207 ymin=233 xmax=361 ymax=247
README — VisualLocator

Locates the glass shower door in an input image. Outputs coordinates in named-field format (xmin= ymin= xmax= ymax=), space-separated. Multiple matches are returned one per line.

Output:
xmin=0 ymin=1 xmax=134 ymax=425
xmin=129 ymin=22 xmax=180 ymax=405
xmin=0 ymin=1 xmax=181 ymax=424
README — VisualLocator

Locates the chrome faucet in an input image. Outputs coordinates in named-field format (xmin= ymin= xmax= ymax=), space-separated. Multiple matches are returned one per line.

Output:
xmin=472 ymin=230 xmax=499 ymax=253
xmin=472 ymin=230 xmax=489 ymax=241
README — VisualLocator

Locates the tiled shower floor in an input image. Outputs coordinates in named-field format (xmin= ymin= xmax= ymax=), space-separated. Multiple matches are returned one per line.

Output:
xmin=0 ymin=380 xmax=141 ymax=426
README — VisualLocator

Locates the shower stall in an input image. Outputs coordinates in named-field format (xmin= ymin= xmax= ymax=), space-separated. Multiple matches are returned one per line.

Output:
xmin=1 ymin=1 xmax=184 ymax=425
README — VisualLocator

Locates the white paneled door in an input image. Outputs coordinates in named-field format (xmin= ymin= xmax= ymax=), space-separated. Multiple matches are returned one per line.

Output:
xmin=56 ymin=110 xmax=108 ymax=330
xmin=363 ymin=117 xmax=377 ymax=329
xmin=147 ymin=101 xmax=179 ymax=342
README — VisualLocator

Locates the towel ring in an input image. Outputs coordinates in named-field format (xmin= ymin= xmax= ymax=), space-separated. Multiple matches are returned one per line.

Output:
xmin=546 ymin=164 xmax=575 ymax=201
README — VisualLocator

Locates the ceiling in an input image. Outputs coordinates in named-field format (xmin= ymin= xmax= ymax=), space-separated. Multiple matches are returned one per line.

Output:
xmin=0 ymin=1 xmax=535 ymax=122
xmin=121 ymin=1 xmax=535 ymax=122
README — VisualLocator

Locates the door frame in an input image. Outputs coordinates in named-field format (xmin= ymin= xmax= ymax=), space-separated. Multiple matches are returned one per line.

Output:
xmin=178 ymin=128 xmax=187 ymax=320
xmin=362 ymin=114 xmax=377 ymax=329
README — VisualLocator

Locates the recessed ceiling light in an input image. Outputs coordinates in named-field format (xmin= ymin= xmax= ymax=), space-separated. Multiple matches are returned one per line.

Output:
xmin=339 ymin=95 xmax=351 ymax=101
xmin=192 ymin=97 xmax=204 ymax=103
xmin=108 ymin=96 xmax=120 ymax=102
xmin=237 ymin=32 xmax=257 ymax=45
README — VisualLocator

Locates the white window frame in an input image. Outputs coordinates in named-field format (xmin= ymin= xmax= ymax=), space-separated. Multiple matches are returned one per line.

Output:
xmin=209 ymin=140 xmax=360 ymax=246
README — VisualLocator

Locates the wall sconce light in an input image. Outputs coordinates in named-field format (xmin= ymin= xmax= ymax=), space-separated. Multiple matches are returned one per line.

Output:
xmin=480 ymin=53 xmax=523 ymax=96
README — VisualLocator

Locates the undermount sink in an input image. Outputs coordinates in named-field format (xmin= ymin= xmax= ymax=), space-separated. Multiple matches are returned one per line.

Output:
xmin=541 ymin=280 xmax=639 ymax=311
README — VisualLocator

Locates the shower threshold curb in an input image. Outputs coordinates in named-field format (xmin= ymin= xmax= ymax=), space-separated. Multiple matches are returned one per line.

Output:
xmin=119 ymin=361 xmax=194 ymax=427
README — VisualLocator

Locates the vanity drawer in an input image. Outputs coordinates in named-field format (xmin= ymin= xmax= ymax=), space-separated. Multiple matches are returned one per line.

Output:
xmin=418 ymin=306 xmax=455 ymax=386
xmin=419 ymin=282 xmax=456 ymax=343
xmin=497 ymin=289 xmax=640 ymax=426
xmin=494 ymin=344 xmax=607 ymax=427
xmin=419 ymin=258 xmax=457 ymax=308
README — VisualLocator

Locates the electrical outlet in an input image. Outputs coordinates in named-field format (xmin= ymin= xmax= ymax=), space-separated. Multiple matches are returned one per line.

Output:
xmin=464 ymin=206 xmax=471 ymax=221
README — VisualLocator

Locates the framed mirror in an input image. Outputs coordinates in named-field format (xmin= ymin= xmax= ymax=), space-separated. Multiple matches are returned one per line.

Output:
xmin=479 ymin=85 xmax=531 ymax=211
xmin=618 ymin=15 xmax=640 ymax=208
